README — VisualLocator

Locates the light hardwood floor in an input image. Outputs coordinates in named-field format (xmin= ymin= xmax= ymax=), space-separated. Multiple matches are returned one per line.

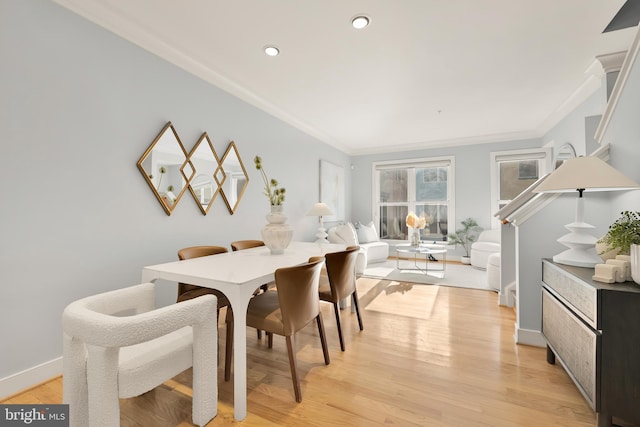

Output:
xmin=2 ymin=275 xmax=622 ymax=426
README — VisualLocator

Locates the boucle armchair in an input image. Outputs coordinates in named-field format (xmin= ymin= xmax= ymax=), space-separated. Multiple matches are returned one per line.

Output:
xmin=62 ymin=282 xmax=218 ymax=427
xmin=470 ymin=228 xmax=501 ymax=269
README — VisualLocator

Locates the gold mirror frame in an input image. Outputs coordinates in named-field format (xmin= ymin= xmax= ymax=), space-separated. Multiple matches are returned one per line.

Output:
xmin=187 ymin=132 xmax=222 ymax=215
xmin=218 ymin=141 xmax=250 ymax=215
xmin=137 ymin=122 xmax=192 ymax=215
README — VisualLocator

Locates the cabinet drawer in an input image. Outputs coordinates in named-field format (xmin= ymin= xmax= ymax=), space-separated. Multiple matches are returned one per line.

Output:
xmin=542 ymin=289 xmax=598 ymax=409
xmin=542 ymin=261 xmax=597 ymax=329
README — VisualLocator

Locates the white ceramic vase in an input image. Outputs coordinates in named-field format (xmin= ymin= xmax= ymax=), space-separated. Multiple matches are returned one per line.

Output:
xmin=631 ymin=244 xmax=640 ymax=285
xmin=261 ymin=205 xmax=293 ymax=255
xmin=410 ymin=228 xmax=421 ymax=246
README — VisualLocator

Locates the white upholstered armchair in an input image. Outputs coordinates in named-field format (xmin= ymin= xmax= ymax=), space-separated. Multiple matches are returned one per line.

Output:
xmin=62 ymin=282 xmax=218 ymax=427
xmin=470 ymin=228 xmax=501 ymax=269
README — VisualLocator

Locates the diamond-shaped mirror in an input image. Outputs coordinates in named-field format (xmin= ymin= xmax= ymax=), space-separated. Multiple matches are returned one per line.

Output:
xmin=187 ymin=132 xmax=221 ymax=215
xmin=219 ymin=141 xmax=249 ymax=215
xmin=137 ymin=122 xmax=190 ymax=215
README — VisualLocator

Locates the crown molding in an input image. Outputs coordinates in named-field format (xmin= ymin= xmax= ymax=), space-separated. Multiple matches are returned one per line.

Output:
xmin=52 ymin=0 xmax=348 ymax=153
xmin=596 ymin=50 xmax=628 ymax=73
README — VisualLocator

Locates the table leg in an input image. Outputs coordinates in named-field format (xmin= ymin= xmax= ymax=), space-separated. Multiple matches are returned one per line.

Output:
xmin=227 ymin=294 xmax=249 ymax=421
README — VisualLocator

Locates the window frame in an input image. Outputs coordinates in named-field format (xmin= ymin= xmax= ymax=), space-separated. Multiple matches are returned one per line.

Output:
xmin=490 ymin=148 xmax=552 ymax=228
xmin=372 ymin=156 xmax=455 ymax=244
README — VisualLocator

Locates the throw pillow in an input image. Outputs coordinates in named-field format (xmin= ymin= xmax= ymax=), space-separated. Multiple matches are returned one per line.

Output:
xmin=356 ymin=221 xmax=379 ymax=243
xmin=334 ymin=223 xmax=359 ymax=246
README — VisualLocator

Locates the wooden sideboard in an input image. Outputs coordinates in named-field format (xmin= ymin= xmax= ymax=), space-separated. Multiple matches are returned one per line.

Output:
xmin=541 ymin=259 xmax=640 ymax=427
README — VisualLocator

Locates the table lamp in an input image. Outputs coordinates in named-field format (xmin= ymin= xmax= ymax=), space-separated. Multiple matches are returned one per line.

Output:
xmin=307 ymin=202 xmax=334 ymax=243
xmin=533 ymin=156 xmax=639 ymax=267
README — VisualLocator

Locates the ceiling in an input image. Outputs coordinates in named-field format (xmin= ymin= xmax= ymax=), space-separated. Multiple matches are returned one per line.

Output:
xmin=53 ymin=0 xmax=636 ymax=155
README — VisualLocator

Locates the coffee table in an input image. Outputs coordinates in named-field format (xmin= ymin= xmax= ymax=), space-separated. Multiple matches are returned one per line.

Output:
xmin=395 ymin=243 xmax=448 ymax=276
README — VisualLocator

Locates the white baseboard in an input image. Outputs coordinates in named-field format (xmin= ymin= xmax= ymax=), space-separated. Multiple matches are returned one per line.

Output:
xmin=514 ymin=326 xmax=546 ymax=347
xmin=0 ymin=357 xmax=62 ymax=400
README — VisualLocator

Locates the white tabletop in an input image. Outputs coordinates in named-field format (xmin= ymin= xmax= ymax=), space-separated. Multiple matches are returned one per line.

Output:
xmin=141 ymin=241 xmax=345 ymax=420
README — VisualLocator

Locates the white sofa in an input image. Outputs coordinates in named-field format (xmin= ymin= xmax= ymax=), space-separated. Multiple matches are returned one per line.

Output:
xmin=470 ymin=228 xmax=501 ymax=269
xmin=327 ymin=222 xmax=389 ymax=274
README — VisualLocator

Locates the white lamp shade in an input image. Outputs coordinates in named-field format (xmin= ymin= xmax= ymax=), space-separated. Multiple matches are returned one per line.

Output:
xmin=306 ymin=202 xmax=334 ymax=217
xmin=534 ymin=156 xmax=640 ymax=193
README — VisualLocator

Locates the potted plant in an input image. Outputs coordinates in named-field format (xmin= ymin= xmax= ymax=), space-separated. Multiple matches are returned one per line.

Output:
xmin=597 ymin=211 xmax=640 ymax=256
xmin=448 ymin=218 xmax=481 ymax=264
xmin=597 ymin=211 xmax=640 ymax=284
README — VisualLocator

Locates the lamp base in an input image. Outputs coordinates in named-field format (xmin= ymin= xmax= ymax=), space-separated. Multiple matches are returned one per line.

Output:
xmin=552 ymin=249 xmax=603 ymax=268
xmin=314 ymin=227 xmax=329 ymax=244
xmin=552 ymin=220 xmax=602 ymax=268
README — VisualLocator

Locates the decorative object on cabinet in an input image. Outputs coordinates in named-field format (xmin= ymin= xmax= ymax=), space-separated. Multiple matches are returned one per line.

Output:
xmin=447 ymin=218 xmax=480 ymax=264
xmin=592 ymin=262 xmax=623 ymax=283
xmin=307 ymin=202 xmax=334 ymax=243
xmin=542 ymin=260 xmax=640 ymax=427
xmin=219 ymin=142 xmax=249 ymax=215
xmin=533 ymin=157 xmax=640 ymax=268
xmin=631 ymin=244 xmax=640 ymax=285
xmin=137 ymin=122 xmax=192 ymax=215
xmin=597 ymin=211 xmax=640 ymax=259
xmin=186 ymin=132 xmax=221 ymax=215
xmin=320 ymin=160 xmax=345 ymax=222
xmin=605 ymin=258 xmax=631 ymax=281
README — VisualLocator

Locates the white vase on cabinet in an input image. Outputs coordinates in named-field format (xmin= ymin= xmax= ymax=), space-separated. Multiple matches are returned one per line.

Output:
xmin=631 ymin=244 xmax=640 ymax=285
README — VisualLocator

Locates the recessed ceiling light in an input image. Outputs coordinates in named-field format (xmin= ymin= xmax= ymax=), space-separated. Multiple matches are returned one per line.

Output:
xmin=352 ymin=15 xmax=370 ymax=29
xmin=264 ymin=46 xmax=279 ymax=56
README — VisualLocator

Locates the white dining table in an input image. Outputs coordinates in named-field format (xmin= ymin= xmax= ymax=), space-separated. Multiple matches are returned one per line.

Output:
xmin=140 ymin=241 xmax=346 ymax=420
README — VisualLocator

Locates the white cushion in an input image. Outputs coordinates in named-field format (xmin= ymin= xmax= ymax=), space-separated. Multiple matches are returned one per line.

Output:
xmin=361 ymin=241 xmax=389 ymax=263
xmin=356 ymin=221 xmax=379 ymax=243
xmin=333 ymin=223 xmax=359 ymax=246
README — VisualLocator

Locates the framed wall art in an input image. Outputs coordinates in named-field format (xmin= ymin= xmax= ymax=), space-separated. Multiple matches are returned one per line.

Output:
xmin=319 ymin=159 xmax=345 ymax=222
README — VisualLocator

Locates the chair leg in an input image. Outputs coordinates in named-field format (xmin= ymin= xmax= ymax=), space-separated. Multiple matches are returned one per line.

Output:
xmin=316 ymin=314 xmax=330 ymax=365
xmin=352 ymin=290 xmax=364 ymax=331
xmin=267 ymin=332 xmax=273 ymax=348
xmin=224 ymin=309 xmax=233 ymax=382
xmin=285 ymin=335 xmax=302 ymax=403
xmin=332 ymin=302 xmax=345 ymax=351
xmin=254 ymin=285 xmax=268 ymax=340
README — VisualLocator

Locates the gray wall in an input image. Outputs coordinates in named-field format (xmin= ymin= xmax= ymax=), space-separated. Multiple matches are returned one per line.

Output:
xmin=600 ymin=47 xmax=640 ymax=212
xmin=0 ymin=0 xmax=349 ymax=382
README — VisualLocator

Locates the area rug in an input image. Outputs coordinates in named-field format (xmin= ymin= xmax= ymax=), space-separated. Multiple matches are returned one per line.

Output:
xmin=361 ymin=259 xmax=491 ymax=291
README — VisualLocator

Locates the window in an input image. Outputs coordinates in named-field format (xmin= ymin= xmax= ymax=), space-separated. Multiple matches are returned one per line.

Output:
xmin=490 ymin=148 xmax=552 ymax=227
xmin=373 ymin=157 xmax=454 ymax=242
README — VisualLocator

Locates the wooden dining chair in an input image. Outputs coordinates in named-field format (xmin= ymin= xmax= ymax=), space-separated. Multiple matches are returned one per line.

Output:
xmin=226 ymin=258 xmax=330 ymax=402
xmin=177 ymin=246 xmax=229 ymax=313
xmin=230 ymin=239 xmax=266 ymax=252
xmin=230 ymin=239 xmax=271 ymax=333
xmin=177 ymin=246 xmax=233 ymax=379
xmin=318 ymin=246 xmax=363 ymax=351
